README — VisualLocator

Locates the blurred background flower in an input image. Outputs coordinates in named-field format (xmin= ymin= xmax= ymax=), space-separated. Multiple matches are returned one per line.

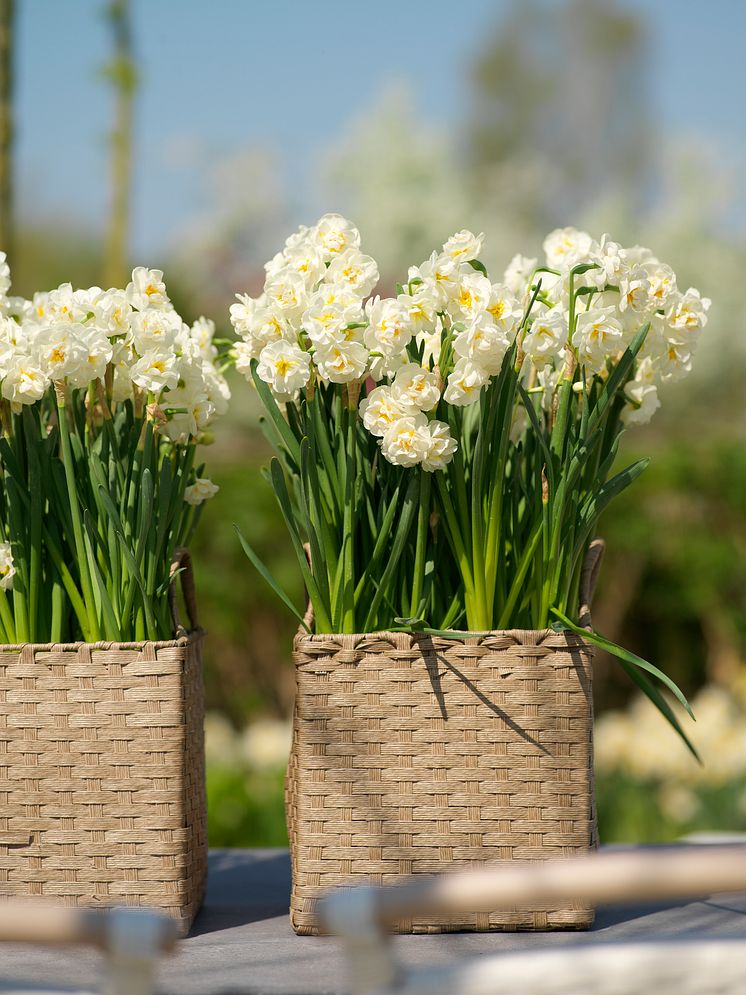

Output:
xmin=4 ymin=0 xmax=746 ymax=844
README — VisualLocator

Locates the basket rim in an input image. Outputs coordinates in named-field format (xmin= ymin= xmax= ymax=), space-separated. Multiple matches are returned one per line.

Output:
xmin=293 ymin=624 xmax=592 ymax=647
xmin=0 ymin=627 xmax=204 ymax=653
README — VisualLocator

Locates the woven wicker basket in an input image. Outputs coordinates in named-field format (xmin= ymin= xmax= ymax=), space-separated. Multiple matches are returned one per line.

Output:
xmin=287 ymin=541 xmax=604 ymax=935
xmin=0 ymin=549 xmax=207 ymax=936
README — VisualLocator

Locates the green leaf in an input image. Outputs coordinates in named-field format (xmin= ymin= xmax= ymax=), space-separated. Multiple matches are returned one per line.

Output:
xmin=550 ymin=607 xmax=695 ymax=719
xmin=234 ymin=525 xmax=310 ymax=632
xmin=468 ymin=259 xmax=488 ymax=276
xmin=618 ymin=657 xmax=701 ymax=764
xmin=250 ymin=361 xmax=301 ymax=469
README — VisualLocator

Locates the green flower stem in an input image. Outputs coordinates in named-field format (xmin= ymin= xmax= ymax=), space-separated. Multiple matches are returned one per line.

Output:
xmin=55 ymin=386 xmax=100 ymax=640
xmin=409 ymin=468 xmax=431 ymax=618
xmin=0 ymin=588 xmax=15 ymax=642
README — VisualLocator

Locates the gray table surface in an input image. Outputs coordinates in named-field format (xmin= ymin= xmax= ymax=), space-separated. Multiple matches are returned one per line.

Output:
xmin=0 ymin=848 xmax=744 ymax=994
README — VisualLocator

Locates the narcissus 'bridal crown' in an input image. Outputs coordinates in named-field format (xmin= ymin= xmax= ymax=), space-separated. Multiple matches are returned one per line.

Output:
xmin=231 ymin=216 xmax=709 ymax=473
xmin=230 ymin=215 xmax=708 ymax=758
xmin=0 ymin=253 xmax=229 ymax=644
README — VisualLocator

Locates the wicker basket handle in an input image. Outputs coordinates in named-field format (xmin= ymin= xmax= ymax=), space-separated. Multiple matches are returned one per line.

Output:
xmin=169 ymin=547 xmax=199 ymax=636
xmin=578 ymin=538 xmax=605 ymax=627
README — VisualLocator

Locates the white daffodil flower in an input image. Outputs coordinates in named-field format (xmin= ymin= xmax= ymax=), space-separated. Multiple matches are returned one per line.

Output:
xmin=313 ymin=341 xmax=368 ymax=384
xmin=0 ymin=542 xmax=14 ymax=591
xmin=380 ymin=413 xmax=431 ymax=468
xmin=184 ymin=478 xmax=220 ymax=506
xmin=543 ymin=227 xmax=593 ymax=271
xmin=2 ymin=357 xmax=49 ymax=409
xmin=364 ymin=297 xmax=413 ymax=356
xmin=454 ymin=313 xmax=511 ymax=376
xmin=522 ymin=308 xmax=568 ymax=364
xmin=503 ymin=254 xmax=537 ymax=296
xmin=572 ymin=307 xmax=624 ymax=374
xmin=0 ymin=252 xmax=11 ymax=299
xmin=303 ymin=295 xmax=363 ymax=349
xmin=443 ymin=358 xmax=489 ymax=406
xmin=256 ymin=340 xmax=311 ymax=397
xmin=130 ymin=307 xmax=181 ymax=355
xmin=326 ymin=248 xmax=379 ymax=298
xmin=359 ymin=385 xmax=416 ymax=437
xmin=619 ymin=266 xmax=652 ymax=313
xmin=130 ymin=351 xmax=179 ymax=394
xmin=314 ymin=214 xmax=361 ymax=259
xmin=421 ymin=420 xmax=458 ymax=472
xmin=263 ymin=270 xmax=308 ymax=323
xmin=126 ymin=267 xmax=170 ymax=311
xmin=451 ymin=269 xmax=493 ymax=320
xmin=442 ymin=230 xmax=484 ymax=264
xmin=391 ymin=363 xmax=441 ymax=412
xmin=666 ymin=288 xmax=711 ymax=337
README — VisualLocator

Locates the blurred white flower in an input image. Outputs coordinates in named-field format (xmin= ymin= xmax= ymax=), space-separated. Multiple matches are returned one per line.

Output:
xmin=543 ymin=227 xmax=593 ymax=271
xmin=0 ymin=542 xmax=14 ymax=591
xmin=184 ymin=477 xmax=220 ymax=506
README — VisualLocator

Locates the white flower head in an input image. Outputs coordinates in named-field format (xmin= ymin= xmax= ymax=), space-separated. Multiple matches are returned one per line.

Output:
xmin=645 ymin=261 xmax=677 ymax=308
xmin=450 ymin=269 xmax=493 ymax=320
xmin=391 ymin=363 xmax=441 ymax=412
xmin=2 ymin=356 xmax=49 ymax=409
xmin=126 ymin=267 xmax=170 ymax=311
xmin=623 ymin=380 xmax=660 ymax=425
xmin=364 ymin=296 xmax=413 ymax=356
xmin=0 ymin=252 xmax=10 ymax=299
xmin=264 ymin=269 xmax=308 ymax=322
xmin=233 ymin=340 xmax=255 ymax=380
xmin=325 ymin=248 xmax=379 ymax=298
xmin=380 ymin=413 xmax=431 ymax=468
xmin=0 ymin=542 xmax=14 ymax=591
xmin=313 ymin=341 xmax=368 ymax=384
xmin=410 ymin=251 xmax=459 ymax=308
xmin=543 ymin=227 xmax=593 ymax=271
xmin=314 ymin=213 xmax=361 ymax=259
xmin=130 ymin=351 xmax=179 ymax=394
xmin=130 ymin=308 xmax=181 ymax=356
xmin=503 ymin=254 xmax=537 ymax=296
xmin=184 ymin=478 xmax=220 ymax=506
xmin=256 ymin=340 xmax=311 ymax=397
xmin=421 ymin=420 xmax=458 ymax=472
xmin=190 ymin=316 xmax=218 ymax=362
xmin=572 ymin=306 xmax=624 ymax=374
xmin=359 ymin=385 xmax=415 ymax=437
xmin=619 ymin=266 xmax=652 ymax=314
xmin=95 ymin=289 xmax=133 ymax=339
xmin=33 ymin=322 xmax=90 ymax=383
xmin=454 ymin=313 xmax=511 ymax=376
xmin=398 ymin=282 xmax=439 ymax=334
xmin=303 ymin=291 xmax=363 ymax=349
xmin=666 ymin=288 xmax=711 ymax=338
xmin=443 ymin=358 xmax=489 ymax=406
xmin=441 ymin=230 xmax=484 ymax=264
xmin=522 ymin=308 xmax=568 ymax=364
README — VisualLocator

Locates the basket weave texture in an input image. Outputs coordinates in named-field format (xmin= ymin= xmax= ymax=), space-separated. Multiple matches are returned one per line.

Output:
xmin=0 ymin=550 xmax=206 ymax=936
xmin=287 ymin=542 xmax=603 ymax=935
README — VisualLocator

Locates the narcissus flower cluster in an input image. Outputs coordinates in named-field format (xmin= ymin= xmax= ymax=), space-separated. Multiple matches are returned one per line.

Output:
xmin=231 ymin=216 xmax=709 ymax=475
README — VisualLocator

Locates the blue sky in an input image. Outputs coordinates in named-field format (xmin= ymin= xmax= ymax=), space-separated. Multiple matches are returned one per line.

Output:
xmin=13 ymin=0 xmax=746 ymax=258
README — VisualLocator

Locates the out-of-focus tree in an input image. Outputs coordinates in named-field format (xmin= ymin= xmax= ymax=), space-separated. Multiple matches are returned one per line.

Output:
xmin=468 ymin=0 xmax=651 ymax=225
xmin=0 ymin=0 xmax=13 ymax=259
xmin=102 ymin=0 xmax=137 ymax=287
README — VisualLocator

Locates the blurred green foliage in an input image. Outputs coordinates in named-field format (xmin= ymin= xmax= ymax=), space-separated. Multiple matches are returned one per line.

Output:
xmin=207 ymin=765 xmax=287 ymax=847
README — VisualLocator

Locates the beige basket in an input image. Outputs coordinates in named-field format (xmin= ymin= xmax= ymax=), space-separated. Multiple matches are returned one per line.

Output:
xmin=0 ymin=549 xmax=207 ymax=936
xmin=287 ymin=541 xmax=604 ymax=935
